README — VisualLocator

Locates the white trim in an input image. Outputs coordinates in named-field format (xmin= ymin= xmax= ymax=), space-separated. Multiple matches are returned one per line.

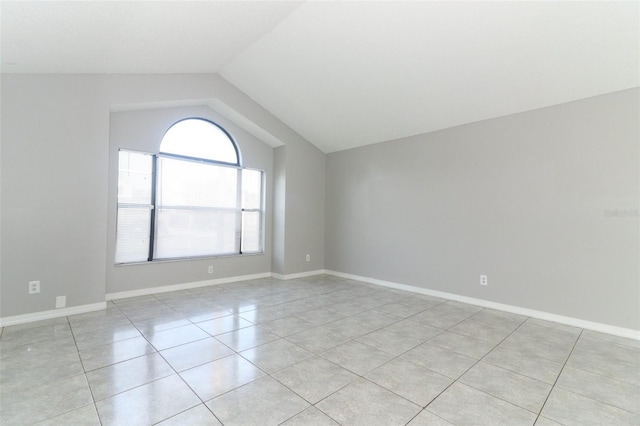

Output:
xmin=325 ymin=270 xmax=640 ymax=341
xmin=271 ymin=269 xmax=327 ymax=281
xmin=105 ymin=272 xmax=272 ymax=301
xmin=0 ymin=302 xmax=107 ymax=327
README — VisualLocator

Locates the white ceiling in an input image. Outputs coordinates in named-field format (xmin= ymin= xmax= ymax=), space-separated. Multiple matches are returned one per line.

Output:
xmin=0 ymin=1 xmax=303 ymax=73
xmin=2 ymin=1 xmax=638 ymax=153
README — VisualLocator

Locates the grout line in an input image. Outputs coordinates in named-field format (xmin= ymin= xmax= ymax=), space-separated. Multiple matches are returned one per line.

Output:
xmin=91 ymin=299 xmax=211 ymax=424
xmin=535 ymin=329 xmax=640 ymax=419
xmin=66 ymin=315 xmax=106 ymax=426
xmin=412 ymin=312 xmax=536 ymax=421
xmin=534 ymin=328 xmax=583 ymax=425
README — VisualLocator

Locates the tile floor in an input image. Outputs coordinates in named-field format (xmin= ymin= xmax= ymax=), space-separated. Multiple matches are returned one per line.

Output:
xmin=1 ymin=275 xmax=639 ymax=425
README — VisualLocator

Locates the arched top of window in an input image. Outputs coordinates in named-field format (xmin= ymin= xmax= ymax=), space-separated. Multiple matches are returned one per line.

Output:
xmin=160 ymin=118 xmax=239 ymax=165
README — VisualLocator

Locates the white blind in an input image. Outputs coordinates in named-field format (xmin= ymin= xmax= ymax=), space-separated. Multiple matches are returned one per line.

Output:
xmin=115 ymin=150 xmax=153 ymax=263
xmin=241 ymin=169 xmax=263 ymax=253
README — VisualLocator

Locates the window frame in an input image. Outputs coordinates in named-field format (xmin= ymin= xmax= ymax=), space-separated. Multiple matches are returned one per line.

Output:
xmin=114 ymin=118 xmax=265 ymax=265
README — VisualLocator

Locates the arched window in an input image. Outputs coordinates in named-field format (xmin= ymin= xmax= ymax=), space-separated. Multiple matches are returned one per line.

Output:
xmin=115 ymin=118 xmax=264 ymax=263
xmin=160 ymin=118 xmax=239 ymax=165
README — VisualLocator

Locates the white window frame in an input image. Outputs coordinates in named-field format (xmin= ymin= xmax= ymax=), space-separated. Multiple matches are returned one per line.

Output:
xmin=115 ymin=118 xmax=265 ymax=264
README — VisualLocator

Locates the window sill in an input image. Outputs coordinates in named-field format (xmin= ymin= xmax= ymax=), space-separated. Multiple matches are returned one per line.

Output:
xmin=114 ymin=251 xmax=264 ymax=267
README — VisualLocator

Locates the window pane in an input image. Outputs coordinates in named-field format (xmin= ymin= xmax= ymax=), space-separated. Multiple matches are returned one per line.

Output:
xmin=241 ymin=211 xmax=262 ymax=253
xmin=118 ymin=151 xmax=152 ymax=204
xmin=242 ymin=169 xmax=262 ymax=210
xmin=115 ymin=207 xmax=151 ymax=263
xmin=160 ymin=119 xmax=238 ymax=164
xmin=157 ymin=157 xmax=238 ymax=208
xmin=155 ymin=208 xmax=238 ymax=258
xmin=116 ymin=150 xmax=152 ymax=263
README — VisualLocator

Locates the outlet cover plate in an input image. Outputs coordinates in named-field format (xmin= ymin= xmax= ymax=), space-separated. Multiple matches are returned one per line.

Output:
xmin=56 ymin=296 xmax=66 ymax=308
xmin=29 ymin=280 xmax=40 ymax=294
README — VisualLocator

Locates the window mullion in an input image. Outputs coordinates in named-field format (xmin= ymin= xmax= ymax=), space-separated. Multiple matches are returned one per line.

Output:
xmin=236 ymin=168 xmax=243 ymax=254
xmin=148 ymin=155 xmax=158 ymax=262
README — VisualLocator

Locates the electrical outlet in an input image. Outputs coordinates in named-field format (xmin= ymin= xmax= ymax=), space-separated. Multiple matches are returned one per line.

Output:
xmin=305 ymin=254 xmax=311 ymax=262
xmin=480 ymin=275 xmax=488 ymax=286
xmin=56 ymin=296 xmax=66 ymax=308
xmin=208 ymin=266 xmax=214 ymax=274
xmin=29 ymin=280 xmax=40 ymax=294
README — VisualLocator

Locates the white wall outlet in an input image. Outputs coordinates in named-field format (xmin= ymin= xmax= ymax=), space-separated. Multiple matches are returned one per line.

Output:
xmin=55 ymin=296 xmax=66 ymax=308
xmin=305 ymin=254 xmax=311 ymax=262
xmin=480 ymin=275 xmax=488 ymax=286
xmin=208 ymin=266 xmax=214 ymax=274
xmin=29 ymin=280 xmax=40 ymax=294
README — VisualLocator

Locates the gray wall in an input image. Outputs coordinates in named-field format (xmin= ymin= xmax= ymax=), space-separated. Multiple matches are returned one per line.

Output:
xmin=269 ymin=140 xmax=326 ymax=276
xmin=1 ymin=74 xmax=325 ymax=317
xmin=2 ymin=76 xmax=109 ymax=316
xmin=283 ymin=140 xmax=326 ymax=274
xmin=326 ymin=89 xmax=639 ymax=330
xmin=0 ymin=76 xmax=4 ymax=317
xmin=272 ymin=146 xmax=287 ymax=275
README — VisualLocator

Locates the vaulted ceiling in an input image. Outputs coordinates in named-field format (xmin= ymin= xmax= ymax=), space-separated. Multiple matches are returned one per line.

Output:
xmin=2 ymin=1 xmax=638 ymax=153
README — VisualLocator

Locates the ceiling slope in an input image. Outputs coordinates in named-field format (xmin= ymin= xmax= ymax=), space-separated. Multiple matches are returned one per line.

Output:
xmin=2 ymin=1 xmax=638 ymax=153
xmin=220 ymin=1 xmax=640 ymax=152
xmin=0 ymin=1 xmax=303 ymax=73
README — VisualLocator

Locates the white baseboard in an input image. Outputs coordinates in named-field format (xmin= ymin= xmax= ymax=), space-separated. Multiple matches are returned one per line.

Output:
xmin=325 ymin=270 xmax=640 ymax=341
xmin=0 ymin=302 xmax=107 ymax=327
xmin=271 ymin=269 xmax=327 ymax=280
xmin=6 ymin=269 xmax=637 ymax=342
xmin=106 ymin=272 xmax=272 ymax=301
